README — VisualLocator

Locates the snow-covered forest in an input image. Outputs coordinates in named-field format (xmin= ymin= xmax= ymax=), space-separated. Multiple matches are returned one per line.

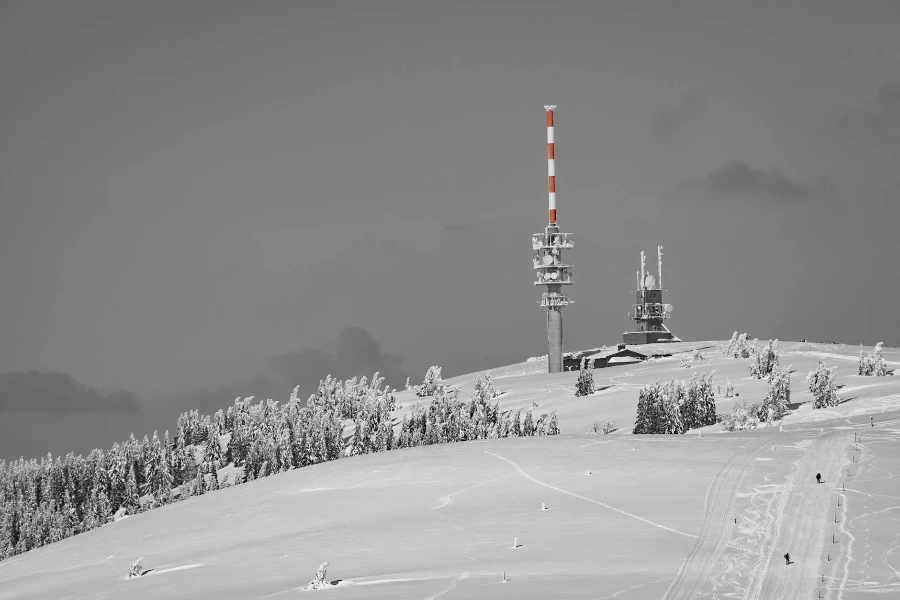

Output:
xmin=0 ymin=369 xmax=558 ymax=561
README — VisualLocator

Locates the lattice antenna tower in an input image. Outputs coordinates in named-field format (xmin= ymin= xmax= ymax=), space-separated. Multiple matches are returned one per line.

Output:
xmin=631 ymin=245 xmax=672 ymax=332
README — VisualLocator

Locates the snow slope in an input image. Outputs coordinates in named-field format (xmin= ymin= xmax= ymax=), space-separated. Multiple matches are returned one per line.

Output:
xmin=2 ymin=340 xmax=899 ymax=599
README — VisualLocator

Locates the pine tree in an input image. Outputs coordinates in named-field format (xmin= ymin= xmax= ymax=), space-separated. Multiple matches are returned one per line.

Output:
xmin=512 ymin=409 xmax=522 ymax=437
xmin=523 ymin=410 xmax=535 ymax=436
xmin=575 ymin=358 xmax=595 ymax=396
xmin=758 ymin=365 xmax=791 ymax=423
xmin=749 ymin=339 xmax=779 ymax=379
xmin=124 ymin=463 xmax=140 ymax=513
xmin=546 ymin=408 xmax=560 ymax=435
xmin=415 ymin=366 xmax=445 ymax=397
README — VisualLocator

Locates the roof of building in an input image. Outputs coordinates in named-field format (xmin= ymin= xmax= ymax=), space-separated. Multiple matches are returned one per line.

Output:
xmin=564 ymin=347 xmax=649 ymax=362
xmin=585 ymin=347 xmax=647 ymax=360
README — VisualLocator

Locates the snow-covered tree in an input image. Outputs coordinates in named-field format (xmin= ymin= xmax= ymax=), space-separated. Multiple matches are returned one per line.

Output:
xmin=757 ymin=365 xmax=791 ymax=423
xmin=415 ymin=366 xmax=445 ymax=397
xmin=749 ymin=339 xmax=780 ymax=379
xmin=858 ymin=342 xmax=890 ymax=377
xmin=575 ymin=358 xmax=595 ymax=397
xmin=807 ymin=360 xmax=840 ymax=409
xmin=523 ymin=410 xmax=535 ymax=436
xmin=725 ymin=332 xmax=750 ymax=358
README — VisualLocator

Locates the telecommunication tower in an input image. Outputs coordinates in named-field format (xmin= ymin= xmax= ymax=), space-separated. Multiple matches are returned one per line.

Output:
xmin=623 ymin=246 xmax=678 ymax=345
xmin=532 ymin=105 xmax=574 ymax=373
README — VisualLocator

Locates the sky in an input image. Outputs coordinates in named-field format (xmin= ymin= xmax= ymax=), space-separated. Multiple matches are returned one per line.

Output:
xmin=2 ymin=0 xmax=899 ymax=460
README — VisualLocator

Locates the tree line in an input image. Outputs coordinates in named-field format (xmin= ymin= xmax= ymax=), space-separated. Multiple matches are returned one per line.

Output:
xmin=0 ymin=368 xmax=558 ymax=561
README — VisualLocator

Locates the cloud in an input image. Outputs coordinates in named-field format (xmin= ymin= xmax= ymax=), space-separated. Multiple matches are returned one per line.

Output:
xmin=0 ymin=371 xmax=141 ymax=415
xmin=650 ymin=93 xmax=706 ymax=138
xmin=841 ymin=79 xmax=900 ymax=148
xmin=178 ymin=326 xmax=410 ymax=414
xmin=674 ymin=160 xmax=840 ymax=204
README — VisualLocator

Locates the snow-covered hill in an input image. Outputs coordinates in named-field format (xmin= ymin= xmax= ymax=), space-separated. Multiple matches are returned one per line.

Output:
xmin=2 ymin=340 xmax=899 ymax=599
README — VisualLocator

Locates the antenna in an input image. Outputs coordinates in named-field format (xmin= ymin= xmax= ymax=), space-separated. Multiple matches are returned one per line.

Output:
xmin=625 ymin=245 xmax=678 ymax=345
xmin=545 ymin=105 xmax=557 ymax=224
xmin=532 ymin=105 xmax=572 ymax=374
xmin=640 ymin=251 xmax=646 ymax=292
xmin=658 ymin=245 xmax=663 ymax=290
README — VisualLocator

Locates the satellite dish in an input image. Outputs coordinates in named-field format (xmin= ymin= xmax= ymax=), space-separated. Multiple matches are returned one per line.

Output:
xmin=664 ymin=304 xmax=673 ymax=313
xmin=544 ymin=272 xmax=551 ymax=280
xmin=645 ymin=274 xmax=656 ymax=288
xmin=550 ymin=272 xmax=559 ymax=280
xmin=542 ymin=254 xmax=554 ymax=265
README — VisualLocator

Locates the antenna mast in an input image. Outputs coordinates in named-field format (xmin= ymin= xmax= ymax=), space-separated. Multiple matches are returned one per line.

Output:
xmin=532 ymin=105 xmax=573 ymax=373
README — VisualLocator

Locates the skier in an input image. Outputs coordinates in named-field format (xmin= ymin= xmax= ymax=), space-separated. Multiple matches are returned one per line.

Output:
xmin=816 ymin=473 xmax=822 ymax=484
xmin=784 ymin=553 xmax=790 ymax=565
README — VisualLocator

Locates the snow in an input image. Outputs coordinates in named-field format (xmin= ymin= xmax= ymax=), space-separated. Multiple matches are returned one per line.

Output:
xmin=3 ymin=340 xmax=900 ymax=599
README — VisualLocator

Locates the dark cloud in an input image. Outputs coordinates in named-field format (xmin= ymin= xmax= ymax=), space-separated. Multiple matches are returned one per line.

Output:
xmin=0 ymin=371 xmax=141 ymax=415
xmin=674 ymin=160 xmax=841 ymax=204
xmin=650 ymin=93 xmax=706 ymax=138
xmin=179 ymin=326 xmax=410 ymax=414
xmin=841 ymin=80 xmax=900 ymax=148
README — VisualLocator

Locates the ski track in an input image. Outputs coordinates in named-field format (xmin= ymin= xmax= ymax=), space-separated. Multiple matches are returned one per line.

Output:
xmin=483 ymin=447 xmax=697 ymax=539
xmin=590 ymin=576 xmax=675 ymax=599
xmin=424 ymin=571 xmax=469 ymax=600
xmin=750 ymin=430 xmax=852 ymax=600
xmin=663 ymin=433 xmax=779 ymax=600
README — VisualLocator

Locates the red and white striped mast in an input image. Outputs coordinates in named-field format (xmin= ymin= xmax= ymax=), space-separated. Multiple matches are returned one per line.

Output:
xmin=546 ymin=104 xmax=557 ymax=224
xmin=532 ymin=105 xmax=573 ymax=373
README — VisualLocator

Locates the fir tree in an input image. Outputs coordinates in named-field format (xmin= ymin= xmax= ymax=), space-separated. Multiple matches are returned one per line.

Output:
xmin=757 ymin=365 xmax=791 ymax=423
xmin=575 ymin=358 xmax=595 ymax=397
xmin=512 ymin=409 xmax=522 ymax=437
xmin=523 ymin=410 xmax=535 ymax=436
xmin=415 ymin=366 xmax=445 ymax=397
xmin=749 ymin=339 xmax=780 ymax=379
xmin=546 ymin=408 xmax=560 ymax=435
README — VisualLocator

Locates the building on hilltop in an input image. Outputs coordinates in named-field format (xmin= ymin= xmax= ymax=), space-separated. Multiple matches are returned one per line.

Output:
xmin=564 ymin=344 xmax=648 ymax=371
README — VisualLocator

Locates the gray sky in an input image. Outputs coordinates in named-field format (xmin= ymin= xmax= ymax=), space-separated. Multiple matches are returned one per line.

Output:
xmin=2 ymin=0 xmax=899 ymax=460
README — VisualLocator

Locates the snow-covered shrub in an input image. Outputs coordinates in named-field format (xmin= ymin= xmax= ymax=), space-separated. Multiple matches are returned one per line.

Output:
xmin=575 ymin=358 xmax=595 ymax=397
xmin=807 ymin=360 xmax=840 ymax=409
xmin=128 ymin=557 xmax=144 ymax=579
xmin=720 ymin=400 xmax=761 ymax=431
xmin=306 ymin=562 xmax=332 ymax=590
xmin=691 ymin=348 xmax=705 ymax=362
xmin=415 ymin=366 xmax=445 ymax=397
xmin=588 ymin=419 xmax=616 ymax=434
xmin=749 ymin=339 xmax=780 ymax=379
xmin=858 ymin=342 xmax=890 ymax=377
xmin=679 ymin=355 xmax=691 ymax=369
xmin=724 ymin=379 xmax=736 ymax=398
